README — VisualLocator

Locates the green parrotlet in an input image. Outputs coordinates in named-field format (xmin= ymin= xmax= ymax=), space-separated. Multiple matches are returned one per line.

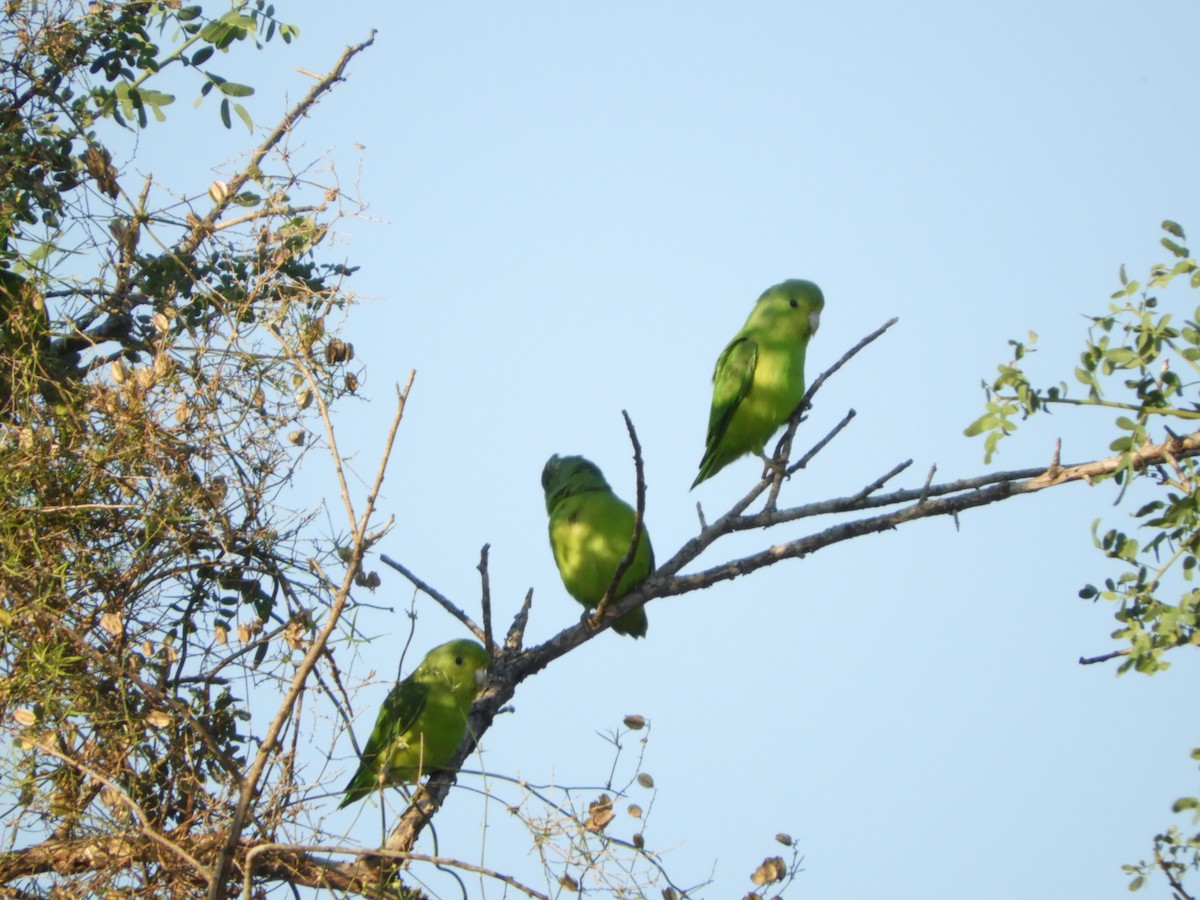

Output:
xmin=542 ymin=454 xmax=654 ymax=638
xmin=693 ymin=279 xmax=824 ymax=487
xmin=339 ymin=638 xmax=489 ymax=808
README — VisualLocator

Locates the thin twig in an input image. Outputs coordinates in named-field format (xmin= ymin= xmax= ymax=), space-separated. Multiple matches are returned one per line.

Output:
xmin=592 ymin=411 xmax=649 ymax=629
xmin=785 ymin=408 xmax=857 ymax=477
xmin=772 ymin=317 xmax=899 ymax=470
xmin=379 ymin=555 xmax=486 ymax=642
xmin=1078 ymin=648 xmax=1131 ymax=665
xmin=919 ymin=464 xmax=937 ymax=505
xmin=506 ymin=589 xmax=533 ymax=651
xmin=478 ymin=544 xmax=494 ymax=657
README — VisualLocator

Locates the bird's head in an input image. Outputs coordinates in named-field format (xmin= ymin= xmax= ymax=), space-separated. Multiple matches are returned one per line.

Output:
xmin=541 ymin=454 xmax=610 ymax=511
xmin=749 ymin=278 xmax=824 ymax=340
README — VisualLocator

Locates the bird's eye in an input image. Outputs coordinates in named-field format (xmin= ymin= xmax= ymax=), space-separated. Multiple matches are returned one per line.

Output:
xmin=455 ymin=656 xmax=464 ymax=665
xmin=789 ymin=298 xmax=798 ymax=309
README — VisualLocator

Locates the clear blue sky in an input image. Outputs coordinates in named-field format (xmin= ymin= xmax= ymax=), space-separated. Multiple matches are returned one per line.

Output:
xmin=153 ymin=2 xmax=1200 ymax=896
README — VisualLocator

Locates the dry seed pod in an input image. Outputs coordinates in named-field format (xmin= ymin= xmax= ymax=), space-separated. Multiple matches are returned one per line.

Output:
xmin=324 ymin=338 xmax=354 ymax=364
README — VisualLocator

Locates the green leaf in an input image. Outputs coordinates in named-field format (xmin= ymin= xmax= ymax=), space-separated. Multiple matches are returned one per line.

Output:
xmin=232 ymin=102 xmax=253 ymax=132
xmin=1163 ymin=219 xmax=1186 ymax=239
xmin=199 ymin=12 xmax=257 ymax=49
xmin=220 ymin=97 xmax=231 ymax=129
xmin=217 ymin=81 xmax=255 ymax=98
xmin=1162 ymin=237 xmax=1189 ymax=259
xmin=963 ymin=414 xmax=994 ymax=438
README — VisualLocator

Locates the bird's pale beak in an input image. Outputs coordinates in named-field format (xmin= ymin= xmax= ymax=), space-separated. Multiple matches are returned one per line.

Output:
xmin=809 ymin=310 xmax=821 ymax=334
xmin=474 ymin=667 xmax=487 ymax=689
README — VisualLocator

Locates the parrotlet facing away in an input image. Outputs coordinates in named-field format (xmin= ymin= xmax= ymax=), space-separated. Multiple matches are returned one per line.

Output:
xmin=693 ymin=279 xmax=825 ymax=488
xmin=339 ymin=639 xmax=490 ymax=809
xmin=542 ymin=454 xmax=654 ymax=638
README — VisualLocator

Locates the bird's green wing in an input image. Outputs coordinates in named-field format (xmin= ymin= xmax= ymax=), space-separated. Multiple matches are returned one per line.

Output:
xmin=339 ymin=679 xmax=429 ymax=808
xmin=697 ymin=335 xmax=758 ymax=480
xmin=363 ymin=680 xmax=428 ymax=758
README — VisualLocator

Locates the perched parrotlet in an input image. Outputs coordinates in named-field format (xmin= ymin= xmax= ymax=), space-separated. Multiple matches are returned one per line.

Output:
xmin=693 ymin=279 xmax=824 ymax=487
xmin=339 ymin=638 xmax=489 ymax=808
xmin=542 ymin=454 xmax=654 ymax=638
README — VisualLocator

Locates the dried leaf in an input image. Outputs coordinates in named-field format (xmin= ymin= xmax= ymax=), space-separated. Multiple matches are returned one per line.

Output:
xmin=146 ymin=710 xmax=171 ymax=729
xmin=586 ymin=793 xmax=615 ymax=833
xmin=84 ymin=145 xmax=119 ymax=197
xmin=623 ymin=714 xmax=646 ymax=730
xmin=750 ymin=857 xmax=787 ymax=886
xmin=636 ymin=772 xmax=655 ymax=789
xmin=284 ymin=619 xmax=305 ymax=651
xmin=13 ymin=708 xmax=37 ymax=727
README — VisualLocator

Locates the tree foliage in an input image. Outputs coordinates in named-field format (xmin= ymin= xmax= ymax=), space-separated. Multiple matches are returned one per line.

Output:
xmin=1 ymin=1 xmax=372 ymax=895
xmin=966 ymin=221 xmax=1200 ymax=895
